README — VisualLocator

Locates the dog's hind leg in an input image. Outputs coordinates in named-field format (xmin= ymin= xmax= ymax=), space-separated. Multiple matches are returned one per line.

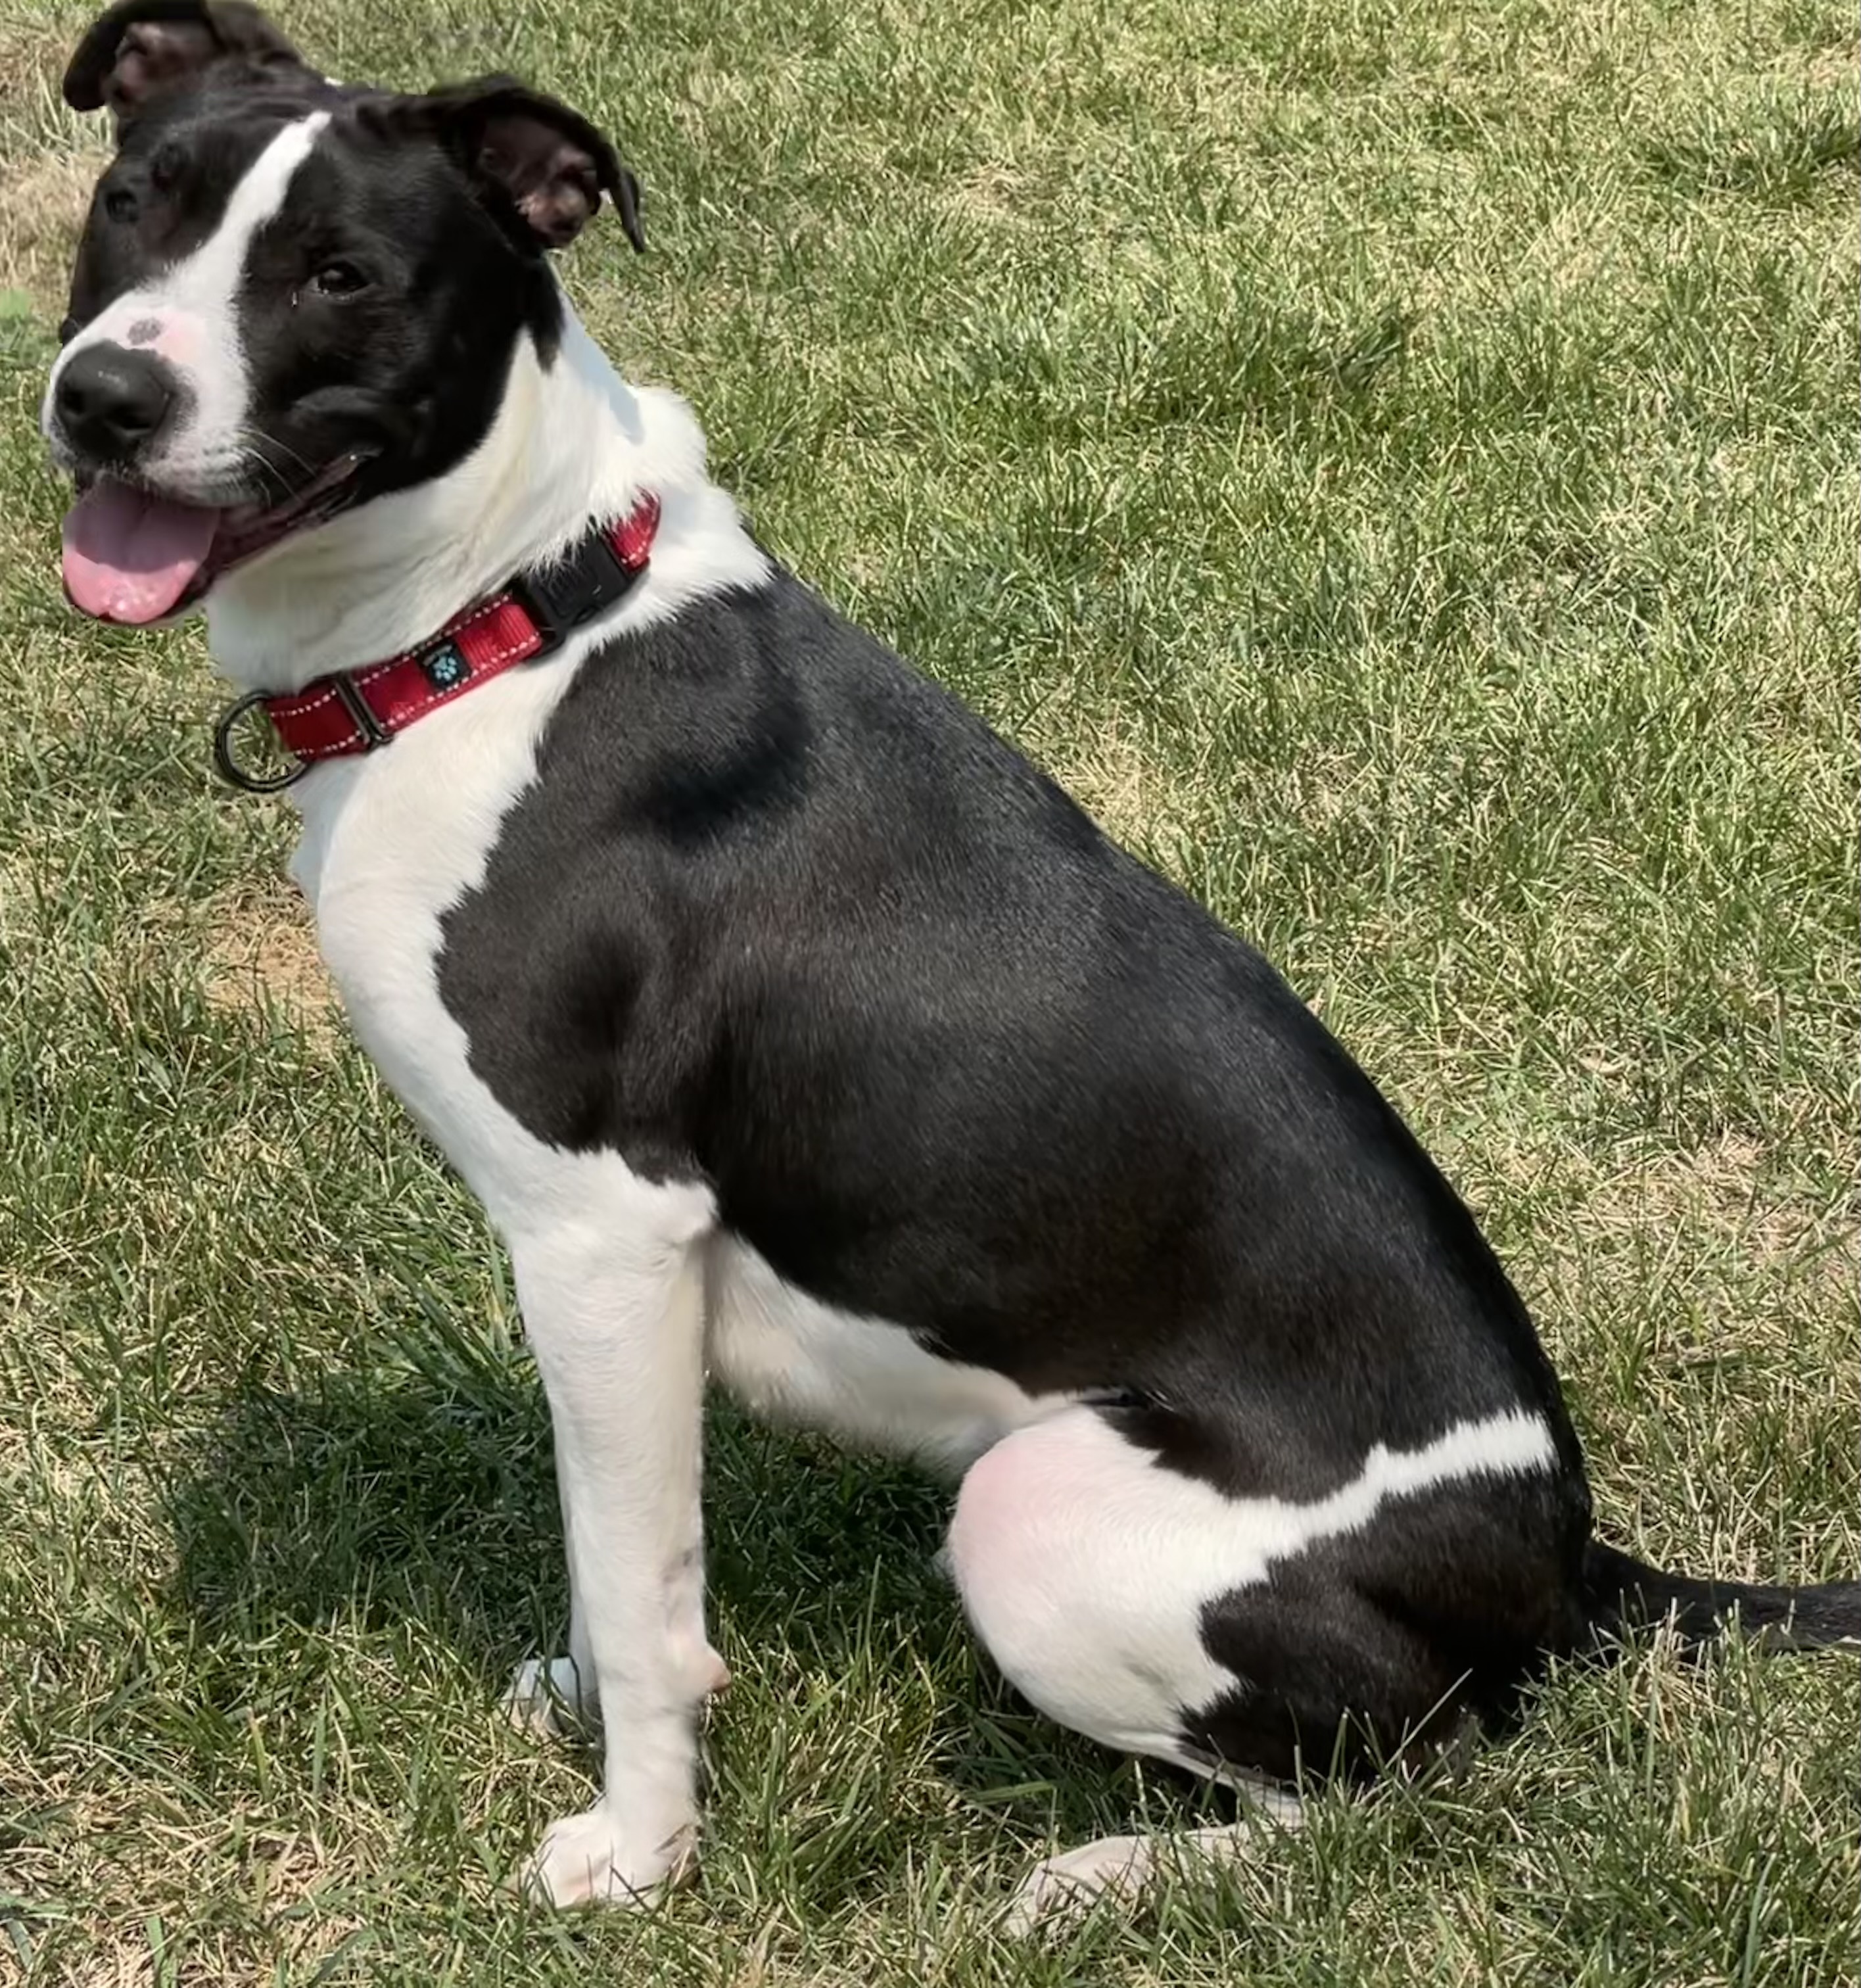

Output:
xmin=947 ymin=1400 xmax=1569 ymax=1928
xmin=506 ymin=1455 xmax=602 ymax=1737
xmin=505 ymin=1171 xmax=725 ymax=1908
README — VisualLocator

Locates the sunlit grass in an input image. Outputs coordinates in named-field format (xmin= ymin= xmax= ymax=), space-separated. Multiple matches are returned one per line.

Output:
xmin=1 ymin=1 xmax=1855 ymax=1981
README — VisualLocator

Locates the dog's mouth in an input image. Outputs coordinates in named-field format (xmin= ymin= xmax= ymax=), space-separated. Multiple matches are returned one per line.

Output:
xmin=60 ymin=452 xmax=371 ymax=625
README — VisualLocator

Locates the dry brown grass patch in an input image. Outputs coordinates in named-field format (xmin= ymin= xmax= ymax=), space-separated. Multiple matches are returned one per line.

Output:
xmin=937 ymin=160 xmax=1036 ymax=230
xmin=1588 ymin=1130 xmax=1852 ymax=1275
xmin=1028 ymin=709 xmax=1183 ymax=855
xmin=0 ymin=143 xmax=108 ymax=312
xmin=200 ymin=891 xmax=335 ymax=1038
xmin=0 ymin=8 xmax=66 ymax=119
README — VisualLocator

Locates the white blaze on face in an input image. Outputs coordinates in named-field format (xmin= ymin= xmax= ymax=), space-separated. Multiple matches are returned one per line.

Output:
xmin=45 ymin=111 xmax=329 ymax=500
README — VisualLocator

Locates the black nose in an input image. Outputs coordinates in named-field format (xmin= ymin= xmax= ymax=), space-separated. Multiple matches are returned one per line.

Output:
xmin=55 ymin=343 xmax=177 ymax=463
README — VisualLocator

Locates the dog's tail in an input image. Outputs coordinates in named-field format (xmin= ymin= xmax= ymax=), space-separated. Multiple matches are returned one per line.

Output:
xmin=1582 ymin=1539 xmax=1861 ymax=1654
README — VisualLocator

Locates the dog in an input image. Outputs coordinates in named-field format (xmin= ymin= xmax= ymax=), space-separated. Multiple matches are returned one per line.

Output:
xmin=42 ymin=0 xmax=1858 ymax=1928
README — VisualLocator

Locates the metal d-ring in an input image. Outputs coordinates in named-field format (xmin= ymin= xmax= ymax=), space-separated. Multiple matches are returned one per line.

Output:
xmin=212 ymin=690 xmax=308 ymax=793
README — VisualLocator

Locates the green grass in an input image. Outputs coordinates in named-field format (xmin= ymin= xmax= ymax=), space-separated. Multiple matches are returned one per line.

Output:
xmin=1 ymin=0 xmax=1856 ymax=1980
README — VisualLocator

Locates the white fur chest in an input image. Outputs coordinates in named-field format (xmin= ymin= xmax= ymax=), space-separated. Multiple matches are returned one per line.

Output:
xmin=285 ymin=659 xmax=576 ymax=1216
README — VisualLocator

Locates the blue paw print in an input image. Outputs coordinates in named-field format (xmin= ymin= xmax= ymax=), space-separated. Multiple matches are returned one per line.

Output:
xmin=423 ymin=642 xmax=469 ymax=691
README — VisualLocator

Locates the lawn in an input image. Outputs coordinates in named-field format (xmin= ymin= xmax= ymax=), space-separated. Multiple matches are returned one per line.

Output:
xmin=1 ymin=0 xmax=1856 ymax=1981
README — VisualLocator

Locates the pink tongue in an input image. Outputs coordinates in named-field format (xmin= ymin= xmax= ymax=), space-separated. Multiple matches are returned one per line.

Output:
xmin=62 ymin=479 xmax=220 ymax=624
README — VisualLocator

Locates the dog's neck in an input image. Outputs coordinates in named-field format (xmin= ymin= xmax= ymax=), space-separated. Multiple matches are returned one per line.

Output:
xmin=204 ymin=299 xmax=738 ymax=695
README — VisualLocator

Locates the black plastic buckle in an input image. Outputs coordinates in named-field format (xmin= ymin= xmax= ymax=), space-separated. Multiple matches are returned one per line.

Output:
xmin=515 ymin=529 xmax=643 ymax=645
xmin=212 ymin=690 xmax=307 ymax=794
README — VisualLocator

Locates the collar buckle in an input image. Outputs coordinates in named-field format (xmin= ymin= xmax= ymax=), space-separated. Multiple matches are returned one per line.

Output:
xmin=516 ymin=530 xmax=643 ymax=647
xmin=212 ymin=493 xmax=659 ymax=793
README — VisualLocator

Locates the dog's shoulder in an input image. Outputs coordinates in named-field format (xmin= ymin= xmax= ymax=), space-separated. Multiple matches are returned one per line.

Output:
xmin=429 ymin=559 xmax=1136 ymax=1148
xmin=475 ymin=559 xmax=1107 ymax=886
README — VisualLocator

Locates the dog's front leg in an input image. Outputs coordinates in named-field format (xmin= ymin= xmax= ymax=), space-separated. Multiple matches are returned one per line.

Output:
xmin=508 ymin=1187 xmax=716 ymax=1908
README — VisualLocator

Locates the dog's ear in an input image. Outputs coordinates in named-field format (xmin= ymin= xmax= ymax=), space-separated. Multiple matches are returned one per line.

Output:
xmin=65 ymin=1 xmax=304 ymax=129
xmin=410 ymin=77 xmax=644 ymax=253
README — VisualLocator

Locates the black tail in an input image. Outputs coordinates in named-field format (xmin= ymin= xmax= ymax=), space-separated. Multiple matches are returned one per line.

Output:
xmin=1583 ymin=1540 xmax=1861 ymax=1653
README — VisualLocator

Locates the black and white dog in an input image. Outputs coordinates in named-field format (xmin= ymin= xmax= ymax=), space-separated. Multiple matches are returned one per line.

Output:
xmin=43 ymin=1 xmax=1858 ymax=1926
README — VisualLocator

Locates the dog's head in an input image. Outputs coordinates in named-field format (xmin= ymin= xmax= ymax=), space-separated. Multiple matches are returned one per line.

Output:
xmin=44 ymin=1 xmax=643 ymax=625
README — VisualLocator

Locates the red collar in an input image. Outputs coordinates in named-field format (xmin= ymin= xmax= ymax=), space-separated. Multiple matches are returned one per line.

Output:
xmin=213 ymin=494 xmax=661 ymax=792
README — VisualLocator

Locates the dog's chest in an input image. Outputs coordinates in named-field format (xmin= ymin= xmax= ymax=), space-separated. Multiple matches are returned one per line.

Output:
xmin=287 ymin=665 xmax=572 ymax=1200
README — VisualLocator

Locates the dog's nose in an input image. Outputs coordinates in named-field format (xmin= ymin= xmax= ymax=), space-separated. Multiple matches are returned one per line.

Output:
xmin=55 ymin=343 xmax=177 ymax=462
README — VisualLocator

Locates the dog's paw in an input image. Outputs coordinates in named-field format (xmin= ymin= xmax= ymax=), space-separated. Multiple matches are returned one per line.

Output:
xmin=1004 ymin=1816 xmax=1290 ymax=1935
xmin=519 ymin=1805 xmax=697 ymax=1908
xmin=1004 ymin=1834 xmax=1156 ymax=1933
xmin=504 ymin=1655 xmax=598 ymax=1740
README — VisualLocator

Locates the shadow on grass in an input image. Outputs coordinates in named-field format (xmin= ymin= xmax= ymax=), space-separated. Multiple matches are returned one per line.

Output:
xmin=162 ymin=1327 xmax=956 ymax=1680
xmin=158 ymin=1314 xmax=1213 ymax=1866
xmin=164 ymin=1344 xmax=560 ymax=1663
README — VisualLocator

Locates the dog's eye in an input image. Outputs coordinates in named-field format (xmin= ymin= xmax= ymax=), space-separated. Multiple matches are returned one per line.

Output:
xmin=308 ymin=260 xmax=369 ymax=298
xmin=104 ymin=187 xmax=139 ymax=224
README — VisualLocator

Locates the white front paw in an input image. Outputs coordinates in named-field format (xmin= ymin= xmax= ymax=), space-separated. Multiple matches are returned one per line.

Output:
xmin=520 ymin=1805 xmax=698 ymax=1908
xmin=504 ymin=1655 xmax=599 ymax=1740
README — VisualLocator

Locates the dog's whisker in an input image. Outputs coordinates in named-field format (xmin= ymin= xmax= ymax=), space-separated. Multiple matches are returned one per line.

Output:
xmin=245 ymin=426 xmax=316 ymax=485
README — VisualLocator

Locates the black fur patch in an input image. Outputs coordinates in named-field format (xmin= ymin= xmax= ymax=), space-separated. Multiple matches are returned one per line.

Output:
xmin=437 ymin=571 xmax=1586 ymax=1525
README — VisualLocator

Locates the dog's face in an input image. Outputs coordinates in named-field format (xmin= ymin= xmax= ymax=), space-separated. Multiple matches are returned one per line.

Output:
xmin=44 ymin=1 xmax=642 ymax=625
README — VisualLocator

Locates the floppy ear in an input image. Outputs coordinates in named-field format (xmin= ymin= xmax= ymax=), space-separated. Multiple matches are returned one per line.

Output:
xmin=65 ymin=0 xmax=305 ymax=128
xmin=415 ymin=76 xmax=645 ymax=253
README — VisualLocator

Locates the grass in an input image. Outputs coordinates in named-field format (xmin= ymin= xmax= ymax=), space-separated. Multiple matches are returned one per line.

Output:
xmin=0 ymin=0 xmax=1856 ymax=1980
